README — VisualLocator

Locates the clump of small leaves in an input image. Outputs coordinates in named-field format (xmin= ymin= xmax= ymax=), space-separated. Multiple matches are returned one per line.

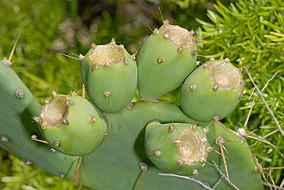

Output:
xmin=197 ymin=0 xmax=284 ymax=186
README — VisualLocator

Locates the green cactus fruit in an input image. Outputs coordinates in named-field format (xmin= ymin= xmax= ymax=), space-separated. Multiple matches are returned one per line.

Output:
xmin=38 ymin=92 xmax=107 ymax=156
xmin=145 ymin=122 xmax=210 ymax=176
xmin=81 ymin=39 xmax=137 ymax=113
xmin=180 ymin=58 xmax=244 ymax=122
xmin=137 ymin=20 xmax=198 ymax=100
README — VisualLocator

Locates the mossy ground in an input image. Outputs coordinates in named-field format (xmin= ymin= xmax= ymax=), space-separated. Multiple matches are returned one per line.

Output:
xmin=0 ymin=0 xmax=283 ymax=189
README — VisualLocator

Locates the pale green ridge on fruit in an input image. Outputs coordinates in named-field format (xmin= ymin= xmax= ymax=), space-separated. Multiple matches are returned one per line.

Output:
xmin=137 ymin=20 xmax=198 ymax=100
xmin=39 ymin=93 xmax=107 ymax=156
xmin=180 ymin=58 xmax=244 ymax=122
xmin=145 ymin=122 xmax=210 ymax=176
xmin=81 ymin=40 xmax=137 ymax=113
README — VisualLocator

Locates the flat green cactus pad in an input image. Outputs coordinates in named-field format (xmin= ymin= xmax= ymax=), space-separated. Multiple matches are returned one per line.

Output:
xmin=78 ymin=102 xmax=263 ymax=190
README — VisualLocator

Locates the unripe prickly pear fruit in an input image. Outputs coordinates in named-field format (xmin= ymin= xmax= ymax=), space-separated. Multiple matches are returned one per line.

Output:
xmin=137 ymin=20 xmax=198 ymax=100
xmin=180 ymin=58 xmax=244 ymax=122
xmin=81 ymin=39 xmax=137 ymax=113
xmin=145 ymin=122 xmax=210 ymax=176
xmin=38 ymin=92 xmax=107 ymax=156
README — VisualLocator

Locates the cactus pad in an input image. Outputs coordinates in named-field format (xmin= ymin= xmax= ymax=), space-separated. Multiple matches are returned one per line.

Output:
xmin=180 ymin=59 xmax=244 ymax=122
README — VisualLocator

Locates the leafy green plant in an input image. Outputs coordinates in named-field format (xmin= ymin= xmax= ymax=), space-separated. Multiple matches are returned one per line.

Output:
xmin=197 ymin=0 xmax=284 ymax=186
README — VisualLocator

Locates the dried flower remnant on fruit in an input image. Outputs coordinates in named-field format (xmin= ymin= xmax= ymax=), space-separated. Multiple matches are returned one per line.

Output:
xmin=208 ymin=59 xmax=242 ymax=90
xmin=88 ymin=43 xmax=126 ymax=67
xmin=162 ymin=20 xmax=197 ymax=50
xmin=40 ymin=96 xmax=69 ymax=129
xmin=176 ymin=129 xmax=207 ymax=166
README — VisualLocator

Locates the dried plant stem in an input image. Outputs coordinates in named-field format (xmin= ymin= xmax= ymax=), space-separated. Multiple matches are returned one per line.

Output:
xmin=211 ymin=161 xmax=240 ymax=190
xmin=244 ymin=67 xmax=284 ymax=136
xmin=279 ymin=178 xmax=284 ymax=190
xmin=248 ymin=135 xmax=284 ymax=158
xmin=158 ymin=173 xmax=214 ymax=190
xmin=253 ymin=154 xmax=273 ymax=190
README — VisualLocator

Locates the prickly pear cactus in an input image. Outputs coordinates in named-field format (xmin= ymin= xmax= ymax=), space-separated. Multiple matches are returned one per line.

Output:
xmin=0 ymin=21 xmax=264 ymax=190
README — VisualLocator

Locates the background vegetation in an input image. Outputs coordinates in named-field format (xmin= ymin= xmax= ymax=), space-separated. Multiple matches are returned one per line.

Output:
xmin=0 ymin=0 xmax=283 ymax=189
